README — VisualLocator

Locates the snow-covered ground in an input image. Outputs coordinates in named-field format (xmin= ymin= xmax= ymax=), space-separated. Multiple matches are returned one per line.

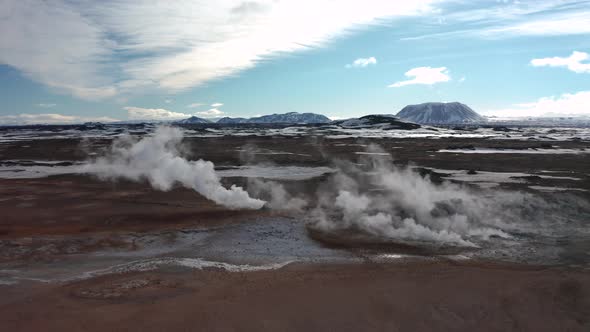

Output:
xmin=438 ymin=148 xmax=590 ymax=154
xmin=2 ymin=124 xmax=590 ymax=142
xmin=0 ymin=161 xmax=335 ymax=181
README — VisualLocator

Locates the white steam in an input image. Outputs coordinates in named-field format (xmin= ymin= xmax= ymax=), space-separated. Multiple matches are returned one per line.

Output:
xmin=84 ymin=127 xmax=265 ymax=210
xmin=247 ymin=178 xmax=308 ymax=211
xmin=307 ymin=145 xmax=533 ymax=247
xmin=83 ymin=130 xmax=555 ymax=249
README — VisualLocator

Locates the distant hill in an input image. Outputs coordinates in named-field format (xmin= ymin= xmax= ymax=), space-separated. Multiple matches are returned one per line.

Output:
xmin=396 ymin=102 xmax=485 ymax=124
xmin=216 ymin=117 xmax=249 ymax=124
xmin=246 ymin=112 xmax=331 ymax=124
xmin=334 ymin=114 xmax=421 ymax=130
xmin=176 ymin=112 xmax=330 ymax=125
xmin=175 ymin=116 xmax=212 ymax=124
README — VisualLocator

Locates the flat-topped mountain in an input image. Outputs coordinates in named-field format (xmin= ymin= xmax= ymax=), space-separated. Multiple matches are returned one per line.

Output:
xmin=396 ymin=102 xmax=485 ymax=124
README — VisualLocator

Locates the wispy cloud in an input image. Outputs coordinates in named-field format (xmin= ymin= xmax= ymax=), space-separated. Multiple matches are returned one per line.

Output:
xmin=401 ymin=1 xmax=590 ymax=41
xmin=388 ymin=66 xmax=450 ymax=87
xmin=211 ymin=103 xmax=224 ymax=107
xmin=346 ymin=57 xmax=377 ymax=68
xmin=125 ymin=106 xmax=191 ymax=120
xmin=36 ymin=103 xmax=57 ymax=108
xmin=0 ymin=0 xmax=116 ymax=99
xmin=484 ymin=91 xmax=590 ymax=117
xmin=482 ymin=12 xmax=590 ymax=37
xmin=0 ymin=1 xmax=435 ymax=99
xmin=187 ymin=103 xmax=205 ymax=108
xmin=531 ymin=51 xmax=590 ymax=74
xmin=0 ymin=113 xmax=118 ymax=125
xmin=125 ymin=105 xmax=225 ymax=120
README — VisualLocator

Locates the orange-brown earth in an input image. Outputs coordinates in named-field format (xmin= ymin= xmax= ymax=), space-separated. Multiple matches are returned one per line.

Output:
xmin=1 ymin=136 xmax=590 ymax=331
xmin=2 ymin=262 xmax=589 ymax=332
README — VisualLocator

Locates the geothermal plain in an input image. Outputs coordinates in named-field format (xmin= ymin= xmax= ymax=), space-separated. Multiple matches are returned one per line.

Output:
xmin=1 ymin=123 xmax=589 ymax=331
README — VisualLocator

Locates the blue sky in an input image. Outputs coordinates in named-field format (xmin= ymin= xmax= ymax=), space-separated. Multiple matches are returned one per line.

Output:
xmin=1 ymin=0 xmax=589 ymax=124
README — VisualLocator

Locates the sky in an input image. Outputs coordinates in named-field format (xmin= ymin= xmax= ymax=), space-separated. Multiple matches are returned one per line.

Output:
xmin=0 ymin=0 xmax=589 ymax=124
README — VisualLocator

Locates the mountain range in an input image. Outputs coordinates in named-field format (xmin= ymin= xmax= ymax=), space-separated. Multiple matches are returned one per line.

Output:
xmin=175 ymin=103 xmax=486 ymax=126
xmin=180 ymin=112 xmax=332 ymax=124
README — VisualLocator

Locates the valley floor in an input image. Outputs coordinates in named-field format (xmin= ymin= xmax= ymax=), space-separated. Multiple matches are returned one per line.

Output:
xmin=1 ymin=134 xmax=589 ymax=331
xmin=2 ymin=262 xmax=589 ymax=332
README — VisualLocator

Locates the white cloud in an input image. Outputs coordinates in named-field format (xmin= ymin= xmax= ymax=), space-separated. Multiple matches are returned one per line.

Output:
xmin=196 ymin=108 xmax=225 ymax=118
xmin=531 ymin=51 xmax=590 ymax=74
xmin=400 ymin=2 xmax=590 ymax=41
xmin=0 ymin=0 xmax=116 ymax=100
xmin=346 ymin=57 xmax=377 ymax=68
xmin=2 ymin=0 xmax=589 ymax=102
xmin=36 ymin=103 xmax=57 ymax=108
xmin=125 ymin=105 xmax=225 ymax=120
xmin=483 ymin=12 xmax=590 ymax=37
xmin=0 ymin=113 xmax=118 ymax=125
xmin=388 ymin=66 xmax=451 ymax=87
xmin=484 ymin=91 xmax=590 ymax=117
xmin=187 ymin=103 xmax=205 ymax=108
xmin=125 ymin=106 xmax=191 ymax=120
xmin=164 ymin=99 xmax=173 ymax=104
xmin=0 ymin=1 xmax=435 ymax=99
xmin=211 ymin=103 xmax=224 ymax=107
xmin=58 ymin=86 xmax=117 ymax=100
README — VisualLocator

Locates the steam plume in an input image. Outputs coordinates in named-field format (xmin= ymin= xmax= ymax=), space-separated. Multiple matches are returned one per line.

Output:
xmin=247 ymin=178 xmax=308 ymax=211
xmin=307 ymin=145 xmax=536 ymax=247
xmin=85 ymin=126 xmax=265 ymax=209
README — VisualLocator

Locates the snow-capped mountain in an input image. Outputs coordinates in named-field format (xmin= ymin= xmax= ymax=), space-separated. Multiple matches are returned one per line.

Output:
xmin=216 ymin=117 xmax=249 ymax=124
xmin=175 ymin=116 xmax=212 ymax=124
xmin=177 ymin=112 xmax=330 ymax=125
xmin=246 ymin=112 xmax=331 ymax=124
xmin=396 ymin=102 xmax=485 ymax=124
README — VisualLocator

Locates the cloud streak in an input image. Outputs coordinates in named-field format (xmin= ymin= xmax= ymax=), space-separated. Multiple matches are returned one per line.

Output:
xmin=0 ymin=0 xmax=435 ymax=99
xmin=0 ymin=113 xmax=118 ymax=125
xmin=36 ymin=103 xmax=57 ymax=108
xmin=187 ymin=103 xmax=205 ymax=109
xmin=482 ymin=12 xmax=590 ymax=37
xmin=125 ymin=106 xmax=191 ymax=121
xmin=0 ymin=0 xmax=116 ymax=99
xmin=400 ymin=1 xmax=590 ymax=41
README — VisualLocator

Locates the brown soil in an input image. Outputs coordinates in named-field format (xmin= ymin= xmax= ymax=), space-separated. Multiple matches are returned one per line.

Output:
xmin=2 ymin=261 xmax=589 ymax=332
xmin=1 ymin=136 xmax=589 ymax=331
xmin=0 ymin=176 xmax=270 ymax=239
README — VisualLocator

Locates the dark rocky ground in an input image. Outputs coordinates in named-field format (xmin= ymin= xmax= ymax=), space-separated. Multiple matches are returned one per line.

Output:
xmin=1 ymin=135 xmax=589 ymax=331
